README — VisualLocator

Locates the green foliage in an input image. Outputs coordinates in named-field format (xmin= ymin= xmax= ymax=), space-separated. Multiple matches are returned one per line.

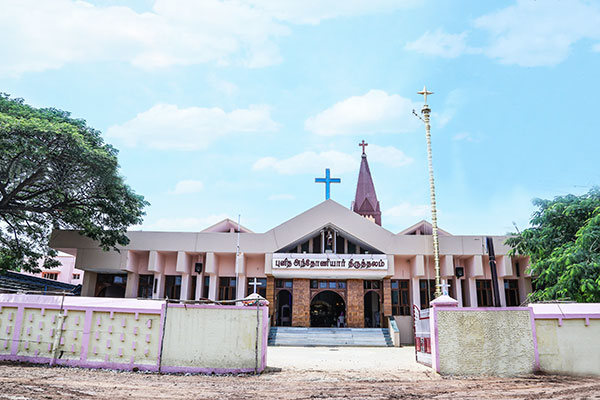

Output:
xmin=0 ymin=93 xmax=148 ymax=273
xmin=506 ymin=188 xmax=600 ymax=302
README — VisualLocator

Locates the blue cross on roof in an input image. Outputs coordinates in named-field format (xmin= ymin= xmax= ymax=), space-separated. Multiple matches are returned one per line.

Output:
xmin=315 ymin=168 xmax=341 ymax=200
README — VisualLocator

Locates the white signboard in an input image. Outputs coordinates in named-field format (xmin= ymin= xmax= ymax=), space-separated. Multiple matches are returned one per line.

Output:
xmin=272 ymin=253 xmax=387 ymax=270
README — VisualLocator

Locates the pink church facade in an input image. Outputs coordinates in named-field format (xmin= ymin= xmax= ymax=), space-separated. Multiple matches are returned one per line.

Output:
xmin=49 ymin=151 xmax=533 ymax=340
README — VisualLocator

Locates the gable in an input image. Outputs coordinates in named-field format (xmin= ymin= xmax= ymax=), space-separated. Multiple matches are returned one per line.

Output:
xmin=266 ymin=200 xmax=395 ymax=253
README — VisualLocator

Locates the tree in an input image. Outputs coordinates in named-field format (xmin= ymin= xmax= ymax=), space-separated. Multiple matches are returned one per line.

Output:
xmin=506 ymin=188 xmax=600 ymax=302
xmin=0 ymin=94 xmax=148 ymax=273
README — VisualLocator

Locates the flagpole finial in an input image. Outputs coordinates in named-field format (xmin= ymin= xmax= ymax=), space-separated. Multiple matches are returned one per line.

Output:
xmin=417 ymin=86 xmax=434 ymax=105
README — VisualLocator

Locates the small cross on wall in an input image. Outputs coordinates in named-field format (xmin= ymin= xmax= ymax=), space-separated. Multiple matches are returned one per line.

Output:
xmin=248 ymin=278 xmax=263 ymax=294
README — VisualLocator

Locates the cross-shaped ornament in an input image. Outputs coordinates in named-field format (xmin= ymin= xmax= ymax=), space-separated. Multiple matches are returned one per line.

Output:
xmin=248 ymin=278 xmax=263 ymax=294
xmin=417 ymin=86 xmax=434 ymax=104
xmin=359 ymin=140 xmax=368 ymax=154
xmin=315 ymin=168 xmax=341 ymax=200
xmin=440 ymin=280 xmax=451 ymax=296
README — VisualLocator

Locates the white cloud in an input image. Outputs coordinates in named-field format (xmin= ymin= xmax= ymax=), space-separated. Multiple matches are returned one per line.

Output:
xmin=207 ymin=75 xmax=238 ymax=96
xmin=142 ymin=214 xmax=230 ymax=232
xmin=384 ymin=202 xmax=430 ymax=219
xmin=253 ymin=145 xmax=413 ymax=175
xmin=0 ymin=0 xmax=418 ymax=76
xmin=405 ymin=29 xmax=477 ymax=58
xmin=405 ymin=0 xmax=600 ymax=67
xmin=305 ymin=90 xmax=421 ymax=136
xmin=253 ymin=150 xmax=356 ymax=175
xmin=368 ymin=144 xmax=413 ymax=167
xmin=452 ymin=132 xmax=473 ymax=142
xmin=105 ymin=103 xmax=279 ymax=150
xmin=384 ymin=202 xmax=431 ymax=231
xmin=169 ymin=180 xmax=204 ymax=195
xmin=267 ymin=194 xmax=295 ymax=201
xmin=474 ymin=0 xmax=600 ymax=67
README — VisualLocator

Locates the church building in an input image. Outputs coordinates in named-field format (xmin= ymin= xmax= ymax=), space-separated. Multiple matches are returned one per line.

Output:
xmin=49 ymin=145 xmax=532 ymax=341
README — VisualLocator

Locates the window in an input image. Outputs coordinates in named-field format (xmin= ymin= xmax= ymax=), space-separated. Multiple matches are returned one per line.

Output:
xmin=72 ymin=273 xmax=80 ymax=280
xmin=42 ymin=272 xmax=59 ymax=281
xmin=137 ymin=275 xmax=154 ymax=298
xmin=202 ymin=276 xmax=210 ymax=298
xmin=419 ymin=279 xmax=435 ymax=309
xmin=347 ymin=242 xmax=356 ymax=254
xmin=300 ymin=241 xmax=309 ymax=253
xmin=277 ymin=279 xmax=293 ymax=289
xmin=218 ymin=277 xmax=236 ymax=300
xmin=364 ymin=280 xmax=381 ymax=290
xmin=310 ymin=280 xmax=345 ymax=290
xmin=165 ymin=276 xmax=182 ymax=299
xmin=391 ymin=280 xmax=410 ymax=315
xmin=476 ymin=279 xmax=494 ymax=307
xmin=504 ymin=279 xmax=520 ymax=306
xmin=312 ymin=237 xmax=321 ymax=253
xmin=336 ymin=236 xmax=345 ymax=254
xmin=246 ymin=278 xmax=267 ymax=298
xmin=190 ymin=276 xmax=197 ymax=300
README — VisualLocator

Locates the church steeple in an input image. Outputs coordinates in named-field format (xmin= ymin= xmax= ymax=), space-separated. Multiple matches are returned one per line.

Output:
xmin=352 ymin=140 xmax=381 ymax=226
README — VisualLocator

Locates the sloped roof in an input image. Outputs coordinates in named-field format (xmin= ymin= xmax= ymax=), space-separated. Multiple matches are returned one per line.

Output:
xmin=0 ymin=271 xmax=80 ymax=294
xmin=200 ymin=218 xmax=253 ymax=233
xmin=266 ymin=199 xmax=395 ymax=252
xmin=397 ymin=220 xmax=452 ymax=236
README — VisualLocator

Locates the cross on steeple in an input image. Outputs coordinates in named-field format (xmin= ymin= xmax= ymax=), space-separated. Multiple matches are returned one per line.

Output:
xmin=359 ymin=140 xmax=368 ymax=154
xmin=248 ymin=278 xmax=263 ymax=294
xmin=315 ymin=168 xmax=341 ymax=200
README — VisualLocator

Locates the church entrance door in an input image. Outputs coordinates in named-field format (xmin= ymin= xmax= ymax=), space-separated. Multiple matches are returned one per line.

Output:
xmin=276 ymin=290 xmax=293 ymax=326
xmin=310 ymin=291 xmax=345 ymax=327
xmin=364 ymin=291 xmax=381 ymax=327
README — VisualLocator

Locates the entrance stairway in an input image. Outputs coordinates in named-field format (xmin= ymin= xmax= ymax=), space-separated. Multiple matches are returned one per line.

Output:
xmin=268 ymin=327 xmax=393 ymax=347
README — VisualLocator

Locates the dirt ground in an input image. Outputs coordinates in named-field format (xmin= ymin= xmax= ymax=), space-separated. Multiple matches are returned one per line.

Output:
xmin=0 ymin=347 xmax=599 ymax=400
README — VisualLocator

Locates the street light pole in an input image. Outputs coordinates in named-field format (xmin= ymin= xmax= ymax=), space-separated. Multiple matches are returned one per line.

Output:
xmin=416 ymin=86 xmax=442 ymax=299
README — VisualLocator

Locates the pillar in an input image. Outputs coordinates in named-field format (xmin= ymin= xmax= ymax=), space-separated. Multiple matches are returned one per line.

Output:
xmin=153 ymin=273 xmax=164 ymax=299
xmin=291 ymin=279 xmax=310 ymax=327
xmin=382 ymin=278 xmax=392 ymax=317
xmin=266 ymin=277 xmax=275 ymax=324
xmin=180 ymin=274 xmax=191 ymax=300
xmin=347 ymin=279 xmax=364 ymax=328
xmin=411 ymin=277 xmax=421 ymax=310
xmin=209 ymin=274 xmax=218 ymax=301
xmin=81 ymin=272 xmax=97 ymax=297
xmin=498 ymin=278 xmax=507 ymax=306
xmin=125 ymin=272 xmax=139 ymax=298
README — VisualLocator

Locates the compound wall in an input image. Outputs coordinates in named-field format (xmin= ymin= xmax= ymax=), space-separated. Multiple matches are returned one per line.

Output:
xmin=0 ymin=294 xmax=267 ymax=373
xmin=432 ymin=307 xmax=538 ymax=376
xmin=531 ymin=303 xmax=600 ymax=376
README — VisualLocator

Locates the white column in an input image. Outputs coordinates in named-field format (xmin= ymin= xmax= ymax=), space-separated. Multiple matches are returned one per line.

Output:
xmin=468 ymin=278 xmax=478 ymax=307
xmin=180 ymin=274 xmax=191 ymax=300
xmin=498 ymin=278 xmax=507 ymax=307
xmin=125 ymin=272 xmax=139 ymax=298
xmin=194 ymin=275 xmax=202 ymax=300
xmin=455 ymin=278 xmax=463 ymax=307
xmin=411 ymin=277 xmax=421 ymax=310
xmin=153 ymin=273 xmax=164 ymax=299
xmin=209 ymin=274 xmax=218 ymax=301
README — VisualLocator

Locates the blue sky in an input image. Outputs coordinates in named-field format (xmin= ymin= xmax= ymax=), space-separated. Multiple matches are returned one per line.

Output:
xmin=2 ymin=0 xmax=599 ymax=235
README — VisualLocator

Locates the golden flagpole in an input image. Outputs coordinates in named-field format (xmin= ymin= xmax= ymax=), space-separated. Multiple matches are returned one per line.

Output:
xmin=417 ymin=86 xmax=442 ymax=299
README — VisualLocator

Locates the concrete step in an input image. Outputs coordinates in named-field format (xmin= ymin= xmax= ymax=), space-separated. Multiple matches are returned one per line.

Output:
xmin=268 ymin=327 xmax=393 ymax=347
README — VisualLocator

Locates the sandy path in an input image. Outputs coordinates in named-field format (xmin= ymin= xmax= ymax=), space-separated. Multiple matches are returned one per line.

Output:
xmin=0 ymin=347 xmax=598 ymax=399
